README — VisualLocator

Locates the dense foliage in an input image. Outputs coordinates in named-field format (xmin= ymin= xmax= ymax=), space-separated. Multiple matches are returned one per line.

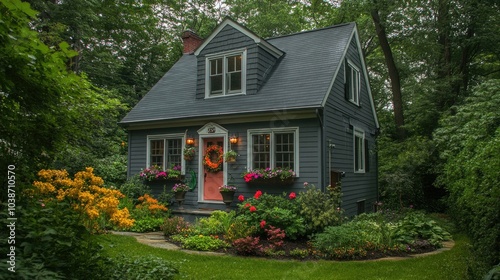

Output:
xmin=2 ymin=0 xmax=499 ymax=277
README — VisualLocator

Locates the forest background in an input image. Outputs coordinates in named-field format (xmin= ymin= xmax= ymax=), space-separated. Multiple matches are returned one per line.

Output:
xmin=1 ymin=0 xmax=498 ymax=277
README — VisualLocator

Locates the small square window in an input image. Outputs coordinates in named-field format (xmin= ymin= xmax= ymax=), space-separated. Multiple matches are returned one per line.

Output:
xmin=206 ymin=51 xmax=246 ymax=97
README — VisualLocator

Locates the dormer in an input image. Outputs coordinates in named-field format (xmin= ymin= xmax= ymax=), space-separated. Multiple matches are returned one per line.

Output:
xmin=194 ymin=18 xmax=284 ymax=99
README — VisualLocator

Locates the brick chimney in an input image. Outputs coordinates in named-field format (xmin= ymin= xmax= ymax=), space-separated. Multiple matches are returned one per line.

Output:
xmin=181 ymin=30 xmax=203 ymax=55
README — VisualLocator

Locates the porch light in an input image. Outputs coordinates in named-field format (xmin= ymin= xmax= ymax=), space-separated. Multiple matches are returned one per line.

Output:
xmin=186 ymin=137 xmax=195 ymax=145
xmin=229 ymin=135 xmax=238 ymax=144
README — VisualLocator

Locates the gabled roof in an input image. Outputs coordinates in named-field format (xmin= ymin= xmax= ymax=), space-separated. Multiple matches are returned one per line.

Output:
xmin=120 ymin=21 xmax=378 ymax=129
xmin=195 ymin=17 xmax=283 ymax=58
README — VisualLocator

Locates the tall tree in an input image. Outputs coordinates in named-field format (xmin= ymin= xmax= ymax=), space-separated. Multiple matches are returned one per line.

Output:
xmin=370 ymin=1 xmax=406 ymax=140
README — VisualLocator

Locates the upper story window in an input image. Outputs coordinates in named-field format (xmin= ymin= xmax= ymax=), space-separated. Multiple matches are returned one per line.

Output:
xmin=346 ymin=61 xmax=361 ymax=105
xmin=353 ymin=128 xmax=365 ymax=173
xmin=248 ymin=128 xmax=299 ymax=174
xmin=206 ymin=50 xmax=246 ymax=97
xmin=147 ymin=134 xmax=184 ymax=172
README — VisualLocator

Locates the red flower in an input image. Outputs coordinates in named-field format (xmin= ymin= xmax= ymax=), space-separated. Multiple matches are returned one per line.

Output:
xmin=254 ymin=190 xmax=262 ymax=199
xmin=260 ymin=220 xmax=266 ymax=229
xmin=238 ymin=194 xmax=245 ymax=202
xmin=249 ymin=206 xmax=257 ymax=212
xmin=244 ymin=203 xmax=250 ymax=208
xmin=289 ymin=192 xmax=296 ymax=199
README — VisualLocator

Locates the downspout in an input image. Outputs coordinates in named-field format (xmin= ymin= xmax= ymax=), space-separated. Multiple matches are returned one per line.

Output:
xmin=316 ymin=109 xmax=324 ymax=190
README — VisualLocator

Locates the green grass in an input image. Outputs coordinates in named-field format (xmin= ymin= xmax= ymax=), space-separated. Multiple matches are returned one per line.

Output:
xmin=96 ymin=234 xmax=470 ymax=280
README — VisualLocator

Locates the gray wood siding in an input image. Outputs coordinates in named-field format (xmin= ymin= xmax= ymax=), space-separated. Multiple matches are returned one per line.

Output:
xmin=127 ymin=118 xmax=321 ymax=207
xmin=196 ymin=25 xmax=278 ymax=98
xmin=323 ymin=37 xmax=378 ymax=216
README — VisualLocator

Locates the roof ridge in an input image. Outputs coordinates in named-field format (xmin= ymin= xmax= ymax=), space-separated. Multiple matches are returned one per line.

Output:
xmin=266 ymin=22 xmax=354 ymax=41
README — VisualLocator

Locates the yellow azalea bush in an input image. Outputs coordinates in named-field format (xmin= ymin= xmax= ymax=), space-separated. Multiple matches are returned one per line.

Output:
xmin=32 ymin=167 xmax=134 ymax=233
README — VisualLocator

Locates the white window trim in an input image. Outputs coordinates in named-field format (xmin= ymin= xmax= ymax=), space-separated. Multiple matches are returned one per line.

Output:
xmin=353 ymin=127 xmax=365 ymax=173
xmin=247 ymin=127 xmax=300 ymax=176
xmin=205 ymin=49 xmax=247 ymax=98
xmin=346 ymin=60 xmax=361 ymax=105
xmin=146 ymin=133 xmax=186 ymax=175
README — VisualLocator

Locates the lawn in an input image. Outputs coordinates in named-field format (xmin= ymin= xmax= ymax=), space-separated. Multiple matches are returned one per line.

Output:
xmin=96 ymin=233 xmax=470 ymax=280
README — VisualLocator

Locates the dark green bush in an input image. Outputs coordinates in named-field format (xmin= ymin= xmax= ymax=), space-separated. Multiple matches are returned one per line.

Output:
xmin=0 ymin=200 xmax=109 ymax=279
xmin=297 ymin=183 xmax=343 ymax=234
xmin=119 ymin=176 xmax=150 ymax=202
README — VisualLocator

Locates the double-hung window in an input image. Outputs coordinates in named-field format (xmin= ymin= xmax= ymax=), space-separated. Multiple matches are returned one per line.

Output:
xmin=206 ymin=50 xmax=246 ymax=97
xmin=346 ymin=61 xmax=361 ymax=105
xmin=353 ymin=128 xmax=365 ymax=173
xmin=248 ymin=128 xmax=299 ymax=173
xmin=147 ymin=135 xmax=183 ymax=170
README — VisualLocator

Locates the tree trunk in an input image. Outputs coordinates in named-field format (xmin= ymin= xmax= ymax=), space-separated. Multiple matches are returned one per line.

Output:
xmin=370 ymin=7 xmax=406 ymax=140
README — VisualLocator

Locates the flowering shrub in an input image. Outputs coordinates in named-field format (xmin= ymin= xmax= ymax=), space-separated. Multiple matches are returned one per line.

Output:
xmin=172 ymin=183 xmax=189 ymax=192
xmin=236 ymin=191 xmax=305 ymax=240
xmin=139 ymin=165 xmax=181 ymax=181
xmin=162 ymin=216 xmax=191 ymax=237
xmin=135 ymin=194 xmax=168 ymax=217
xmin=32 ymin=168 xmax=134 ymax=233
xmin=219 ymin=185 xmax=237 ymax=192
xmin=242 ymin=167 xmax=296 ymax=183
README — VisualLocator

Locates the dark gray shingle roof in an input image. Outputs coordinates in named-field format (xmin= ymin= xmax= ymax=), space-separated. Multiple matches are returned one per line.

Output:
xmin=120 ymin=23 xmax=355 ymax=125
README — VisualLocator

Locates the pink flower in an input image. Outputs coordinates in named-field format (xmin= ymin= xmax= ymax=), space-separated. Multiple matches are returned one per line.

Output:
xmin=249 ymin=206 xmax=257 ymax=212
xmin=289 ymin=192 xmax=296 ymax=199
xmin=260 ymin=220 xmax=266 ymax=229
xmin=254 ymin=190 xmax=262 ymax=199
xmin=238 ymin=195 xmax=245 ymax=202
xmin=303 ymin=182 xmax=309 ymax=186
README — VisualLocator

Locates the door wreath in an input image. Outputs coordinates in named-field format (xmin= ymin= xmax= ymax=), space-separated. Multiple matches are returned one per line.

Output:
xmin=204 ymin=145 xmax=223 ymax=172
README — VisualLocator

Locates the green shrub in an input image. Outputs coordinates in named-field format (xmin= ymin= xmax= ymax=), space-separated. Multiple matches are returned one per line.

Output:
xmin=0 ymin=200 xmax=109 ymax=279
xmin=297 ymin=183 xmax=343 ymax=234
xmin=181 ymin=235 xmax=229 ymax=251
xmin=236 ymin=192 xmax=306 ymax=240
xmin=289 ymin=248 xmax=309 ymax=259
xmin=193 ymin=210 xmax=235 ymax=236
xmin=119 ymin=176 xmax=150 ymax=202
xmin=392 ymin=211 xmax=451 ymax=247
xmin=109 ymin=254 xmax=179 ymax=280
xmin=225 ymin=218 xmax=257 ymax=243
xmin=162 ymin=216 xmax=190 ymax=237
xmin=129 ymin=217 xmax=165 ymax=232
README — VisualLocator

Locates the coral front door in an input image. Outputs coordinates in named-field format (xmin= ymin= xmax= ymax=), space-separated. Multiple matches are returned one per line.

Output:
xmin=203 ymin=138 xmax=224 ymax=201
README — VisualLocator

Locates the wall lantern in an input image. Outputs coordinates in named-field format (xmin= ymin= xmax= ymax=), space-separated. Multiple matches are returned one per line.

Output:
xmin=229 ymin=135 xmax=238 ymax=144
xmin=186 ymin=137 xmax=195 ymax=145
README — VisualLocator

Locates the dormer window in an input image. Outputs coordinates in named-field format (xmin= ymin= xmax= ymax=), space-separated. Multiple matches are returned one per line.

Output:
xmin=206 ymin=49 xmax=246 ymax=97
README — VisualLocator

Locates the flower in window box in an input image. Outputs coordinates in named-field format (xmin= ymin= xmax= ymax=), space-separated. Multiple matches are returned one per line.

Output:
xmin=241 ymin=167 xmax=296 ymax=186
xmin=140 ymin=165 xmax=182 ymax=182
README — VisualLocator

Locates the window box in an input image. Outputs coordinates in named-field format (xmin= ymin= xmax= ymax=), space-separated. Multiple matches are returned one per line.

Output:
xmin=242 ymin=167 xmax=296 ymax=187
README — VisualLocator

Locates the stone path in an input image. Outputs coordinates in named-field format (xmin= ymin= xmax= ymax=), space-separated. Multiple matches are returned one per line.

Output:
xmin=111 ymin=231 xmax=455 ymax=260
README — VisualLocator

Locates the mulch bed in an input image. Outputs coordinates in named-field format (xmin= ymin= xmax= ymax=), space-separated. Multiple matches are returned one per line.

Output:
xmin=166 ymin=236 xmax=438 ymax=261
